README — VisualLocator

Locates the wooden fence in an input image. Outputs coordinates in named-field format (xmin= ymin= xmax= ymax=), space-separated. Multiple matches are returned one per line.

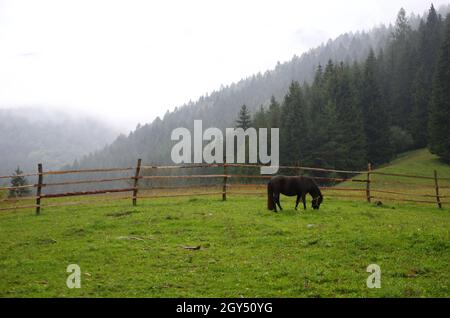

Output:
xmin=0 ymin=160 xmax=449 ymax=214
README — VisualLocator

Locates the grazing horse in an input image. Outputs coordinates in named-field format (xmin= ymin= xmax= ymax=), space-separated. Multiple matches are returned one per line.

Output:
xmin=267 ymin=176 xmax=323 ymax=212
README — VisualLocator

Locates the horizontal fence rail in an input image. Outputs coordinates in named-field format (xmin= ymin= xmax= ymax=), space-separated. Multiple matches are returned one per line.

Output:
xmin=0 ymin=160 xmax=449 ymax=214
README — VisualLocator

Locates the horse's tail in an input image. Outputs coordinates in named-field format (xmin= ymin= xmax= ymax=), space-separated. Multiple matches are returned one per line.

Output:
xmin=267 ymin=182 xmax=274 ymax=210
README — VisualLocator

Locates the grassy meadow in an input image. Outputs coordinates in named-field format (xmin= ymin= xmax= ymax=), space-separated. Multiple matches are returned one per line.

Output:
xmin=0 ymin=149 xmax=449 ymax=297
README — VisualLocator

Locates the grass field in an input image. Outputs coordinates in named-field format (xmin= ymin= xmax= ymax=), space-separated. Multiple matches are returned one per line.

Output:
xmin=0 ymin=149 xmax=449 ymax=298
xmin=338 ymin=149 xmax=450 ymax=203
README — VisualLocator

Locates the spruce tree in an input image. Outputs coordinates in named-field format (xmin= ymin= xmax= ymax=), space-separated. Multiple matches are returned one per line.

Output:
xmin=334 ymin=63 xmax=367 ymax=170
xmin=411 ymin=5 xmax=443 ymax=147
xmin=388 ymin=8 xmax=416 ymax=129
xmin=252 ymin=105 xmax=267 ymax=129
xmin=280 ymin=81 xmax=308 ymax=165
xmin=410 ymin=66 xmax=430 ymax=147
xmin=235 ymin=104 xmax=252 ymax=130
xmin=317 ymin=100 xmax=340 ymax=168
xmin=361 ymin=50 xmax=393 ymax=165
xmin=234 ymin=104 xmax=253 ymax=174
xmin=8 ymin=167 xmax=31 ymax=198
xmin=268 ymin=96 xmax=281 ymax=128
xmin=311 ymin=61 xmax=340 ymax=168
xmin=307 ymin=65 xmax=328 ymax=166
xmin=428 ymin=15 xmax=450 ymax=162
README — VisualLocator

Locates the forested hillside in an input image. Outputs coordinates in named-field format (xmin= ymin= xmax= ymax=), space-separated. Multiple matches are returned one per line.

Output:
xmin=254 ymin=6 xmax=450 ymax=169
xmin=0 ymin=108 xmax=118 ymax=177
xmin=70 ymin=5 xmax=450 ymax=171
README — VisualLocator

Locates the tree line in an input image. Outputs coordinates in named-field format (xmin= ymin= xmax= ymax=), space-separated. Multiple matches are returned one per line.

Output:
xmin=248 ymin=6 xmax=450 ymax=169
xmin=12 ymin=5 xmax=447 ymax=191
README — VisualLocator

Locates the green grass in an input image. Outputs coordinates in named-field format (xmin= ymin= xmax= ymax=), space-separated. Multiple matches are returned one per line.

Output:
xmin=338 ymin=149 xmax=450 ymax=202
xmin=375 ymin=149 xmax=450 ymax=178
xmin=0 ymin=196 xmax=449 ymax=297
xmin=0 ymin=149 xmax=449 ymax=298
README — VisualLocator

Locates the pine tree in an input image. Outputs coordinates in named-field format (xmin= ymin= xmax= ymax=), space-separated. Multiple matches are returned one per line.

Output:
xmin=8 ymin=167 xmax=31 ymax=198
xmin=235 ymin=104 xmax=252 ymax=130
xmin=428 ymin=15 xmax=450 ymax=162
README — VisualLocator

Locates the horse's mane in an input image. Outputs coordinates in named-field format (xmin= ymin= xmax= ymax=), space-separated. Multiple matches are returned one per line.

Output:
xmin=309 ymin=178 xmax=322 ymax=198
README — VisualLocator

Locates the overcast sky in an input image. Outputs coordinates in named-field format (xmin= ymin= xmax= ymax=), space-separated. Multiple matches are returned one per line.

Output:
xmin=0 ymin=0 xmax=448 ymax=131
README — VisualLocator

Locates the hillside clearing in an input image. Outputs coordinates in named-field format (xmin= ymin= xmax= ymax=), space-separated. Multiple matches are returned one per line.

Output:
xmin=0 ymin=149 xmax=449 ymax=297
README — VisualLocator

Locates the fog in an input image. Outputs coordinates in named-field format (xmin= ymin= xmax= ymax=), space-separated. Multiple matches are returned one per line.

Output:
xmin=0 ymin=0 xmax=448 ymax=131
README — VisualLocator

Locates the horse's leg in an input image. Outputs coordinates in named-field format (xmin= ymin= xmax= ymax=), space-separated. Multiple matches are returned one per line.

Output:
xmin=275 ymin=193 xmax=282 ymax=211
xmin=272 ymin=191 xmax=278 ymax=212
xmin=295 ymin=195 xmax=301 ymax=211
xmin=302 ymin=193 xmax=307 ymax=210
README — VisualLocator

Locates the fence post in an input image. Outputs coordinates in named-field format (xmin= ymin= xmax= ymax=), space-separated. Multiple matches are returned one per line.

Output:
xmin=434 ymin=170 xmax=442 ymax=209
xmin=132 ymin=158 xmax=142 ymax=206
xmin=222 ymin=163 xmax=228 ymax=201
xmin=366 ymin=163 xmax=372 ymax=203
xmin=35 ymin=163 xmax=43 ymax=215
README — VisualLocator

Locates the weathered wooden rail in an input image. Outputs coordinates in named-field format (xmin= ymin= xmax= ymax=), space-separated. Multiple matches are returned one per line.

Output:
xmin=0 ymin=160 xmax=449 ymax=214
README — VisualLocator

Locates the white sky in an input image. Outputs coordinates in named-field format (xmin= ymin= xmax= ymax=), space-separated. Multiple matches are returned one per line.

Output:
xmin=0 ymin=0 xmax=448 ymax=131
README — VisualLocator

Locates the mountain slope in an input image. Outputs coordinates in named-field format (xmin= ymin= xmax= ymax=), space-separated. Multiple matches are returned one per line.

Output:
xmin=0 ymin=108 xmax=119 ymax=176
xmin=71 ymin=6 xmax=450 ymax=170
xmin=72 ymin=24 xmax=395 ymax=169
xmin=335 ymin=148 xmax=450 ymax=205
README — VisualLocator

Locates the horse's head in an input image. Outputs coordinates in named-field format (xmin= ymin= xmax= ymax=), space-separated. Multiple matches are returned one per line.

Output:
xmin=312 ymin=195 xmax=323 ymax=210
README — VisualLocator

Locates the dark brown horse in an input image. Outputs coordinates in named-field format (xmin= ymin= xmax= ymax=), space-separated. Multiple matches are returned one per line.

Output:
xmin=267 ymin=176 xmax=323 ymax=212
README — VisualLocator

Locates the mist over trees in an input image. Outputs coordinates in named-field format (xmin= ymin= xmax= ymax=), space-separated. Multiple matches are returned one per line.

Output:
xmin=56 ymin=5 xmax=450 ymax=172
xmin=253 ymin=5 xmax=450 ymax=168
xmin=0 ymin=108 xmax=118 ymax=177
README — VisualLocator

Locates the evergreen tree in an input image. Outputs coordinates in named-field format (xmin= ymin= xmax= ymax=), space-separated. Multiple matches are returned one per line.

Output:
xmin=428 ymin=15 xmax=450 ymax=162
xmin=360 ymin=50 xmax=393 ymax=165
xmin=420 ymin=5 xmax=442 ymax=78
xmin=280 ymin=81 xmax=308 ymax=165
xmin=410 ymin=66 xmax=430 ymax=147
xmin=8 ymin=167 xmax=31 ymax=198
xmin=316 ymin=100 xmax=340 ymax=168
xmin=252 ymin=98 xmax=280 ymax=165
xmin=267 ymin=96 xmax=281 ymax=128
xmin=309 ymin=61 xmax=340 ymax=168
xmin=307 ymin=65 xmax=328 ymax=166
xmin=334 ymin=63 xmax=367 ymax=169
xmin=235 ymin=104 xmax=252 ymax=130
xmin=252 ymin=105 xmax=267 ymax=128
xmin=388 ymin=8 xmax=416 ymax=129
xmin=410 ymin=5 xmax=443 ymax=147
xmin=393 ymin=8 xmax=412 ymax=41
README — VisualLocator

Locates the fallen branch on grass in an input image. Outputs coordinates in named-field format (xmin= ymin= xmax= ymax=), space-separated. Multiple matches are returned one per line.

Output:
xmin=181 ymin=245 xmax=201 ymax=250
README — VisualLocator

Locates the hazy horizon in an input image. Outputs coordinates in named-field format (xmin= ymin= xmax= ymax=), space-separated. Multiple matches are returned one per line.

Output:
xmin=1 ymin=0 xmax=449 ymax=132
